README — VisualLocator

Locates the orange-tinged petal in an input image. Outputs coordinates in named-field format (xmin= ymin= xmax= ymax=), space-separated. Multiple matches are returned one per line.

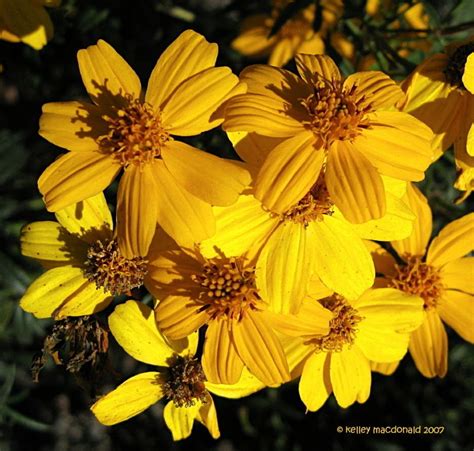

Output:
xmin=202 ymin=318 xmax=244 ymax=385
xmin=355 ymin=111 xmax=433 ymax=181
xmin=370 ymin=361 xmax=399 ymax=375
xmin=77 ymin=40 xmax=141 ymax=106
xmin=196 ymin=395 xmax=220 ymax=439
xmin=427 ymin=213 xmax=474 ymax=267
xmin=162 ymin=141 xmax=250 ymax=206
xmin=38 ymin=151 xmax=121 ymax=212
xmin=146 ymin=30 xmax=218 ymax=109
xmin=152 ymin=161 xmax=215 ymax=248
xmin=39 ymin=101 xmax=106 ymax=151
xmin=91 ymin=372 xmax=163 ymax=426
xmin=256 ymin=221 xmax=317 ymax=314
xmin=438 ymin=290 xmax=474 ymax=343
xmin=440 ymin=258 xmax=474 ymax=294
xmin=163 ymin=400 xmax=200 ymax=441
xmin=326 ymin=141 xmax=386 ymax=223
xmin=231 ymin=15 xmax=275 ymax=57
xmin=255 ymin=132 xmax=323 ymax=213
xmin=295 ymin=54 xmax=341 ymax=85
xmin=116 ymin=164 xmax=158 ymax=258
xmin=409 ymin=311 xmax=447 ymax=378
xmin=364 ymin=241 xmax=397 ymax=277
xmin=269 ymin=37 xmax=299 ymax=67
xmin=392 ymin=183 xmax=432 ymax=258
xmin=299 ymin=352 xmax=331 ymax=412
xmin=162 ymin=67 xmax=241 ymax=135
xmin=205 ymin=367 xmax=265 ymax=399
xmin=232 ymin=311 xmax=290 ymax=386
xmin=298 ymin=34 xmax=325 ymax=56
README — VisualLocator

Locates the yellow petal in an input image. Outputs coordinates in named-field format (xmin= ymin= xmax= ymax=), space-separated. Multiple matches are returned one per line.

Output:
xmin=202 ymin=318 xmax=244 ymax=385
xmin=280 ymin=335 xmax=314 ymax=377
xmin=146 ymin=30 xmax=218 ymax=109
xmin=311 ymin=217 xmax=375 ymax=300
xmin=196 ymin=395 xmax=220 ymax=439
xmin=427 ymin=213 xmax=474 ymax=267
xmin=205 ymin=367 xmax=265 ymax=399
xmin=38 ymin=151 xmax=121 ymax=212
xmin=163 ymin=400 xmax=200 ymax=441
xmin=355 ymin=111 xmax=433 ymax=181
xmin=268 ymin=37 xmax=298 ymax=67
xmin=331 ymin=346 xmax=371 ymax=407
xmin=39 ymin=101 xmax=106 ymax=151
xmin=152 ymin=161 xmax=215 ymax=248
xmin=231 ymin=16 xmax=274 ymax=57
xmin=299 ymin=352 xmax=331 ymax=412
xmin=392 ymin=183 xmax=432 ymax=258
xmin=438 ymin=290 xmax=474 ymax=343
xmin=116 ymin=164 xmax=158 ymax=258
xmin=162 ymin=67 xmax=241 ymax=135
xmin=255 ymin=132 xmax=323 ymax=214
xmin=232 ymin=311 xmax=290 ymax=386
xmin=440 ymin=257 xmax=474 ymax=294
xmin=409 ymin=311 xmax=447 ymax=378
xmin=108 ymin=300 xmax=176 ymax=366
xmin=326 ymin=141 xmax=386 ymax=223
xmin=162 ymin=141 xmax=250 ymax=206
xmin=298 ymin=34 xmax=325 ymax=56
xmin=20 ymin=266 xmax=111 ymax=319
xmin=370 ymin=361 xmax=399 ymax=375
xmin=77 ymin=40 xmax=141 ymax=106
xmin=54 ymin=192 xmax=113 ymax=244
xmin=463 ymin=53 xmax=474 ymax=94
xmin=364 ymin=240 xmax=397 ymax=277
xmin=295 ymin=54 xmax=341 ymax=85
xmin=91 ymin=372 xmax=163 ymax=426
xmin=256 ymin=222 xmax=317 ymax=314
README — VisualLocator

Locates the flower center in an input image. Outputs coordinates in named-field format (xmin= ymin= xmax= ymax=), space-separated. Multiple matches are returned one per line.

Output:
xmin=308 ymin=296 xmax=363 ymax=353
xmin=191 ymin=257 xmax=260 ymax=321
xmin=83 ymin=239 xmax=148 ymax=295
xmin=388 ymin=255 xmax=443 ymax=310
xmin=98 ymin=96 xmax=170 ymax=167
xmin=282 ymin=172 xmax=334 ymax=225
xmin=301 ymin=80 xmax=372 ymax=146
xmin=162 ymin=355 xmax=208 ymax=408
xmin=444 ymin=42 xmax=474 ymax=90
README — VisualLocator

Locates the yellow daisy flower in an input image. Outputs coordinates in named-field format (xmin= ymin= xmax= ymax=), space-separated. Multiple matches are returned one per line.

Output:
xmin=223 ymin=54 xmax=433 ymax=223
xmin=231 ymin=0 xmax=343 ymax=67
xmin=273 ymin=282 xmax=424 ymax=411
xmin=20 ymin=193 xmax=147 ymax=318
xmin=91 ymin=300 xmax=219 ymax=440
xmin=147 ymin=237 xmax=292 ymax=387
xmin=369 ymin=184 xmax=474 ymax=378
xmin=38 ymin=30 xmax=250 ymax=258
xmin=0 ymin=0 xmax=60 ymax=50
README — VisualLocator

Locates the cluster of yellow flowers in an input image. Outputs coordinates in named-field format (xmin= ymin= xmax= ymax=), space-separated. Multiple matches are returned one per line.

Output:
xmin=17 ymin=24 xmax=473 ymax=441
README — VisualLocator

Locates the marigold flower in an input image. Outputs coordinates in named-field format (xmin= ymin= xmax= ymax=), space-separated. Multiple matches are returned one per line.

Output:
xmin=0 ymin=0 xmax=60 ymax=50
xmin=231 ymin=0 xmax=343 ymax=67
xmin=19 ymin=193 xmax=144 ymax=318
xmin=38 ymin=30 xmax=250 ymax=258
xmin=369 ymin=184 xmax=474 ymax=378
xmin=224 ymin=54 xmax=433 ymax=224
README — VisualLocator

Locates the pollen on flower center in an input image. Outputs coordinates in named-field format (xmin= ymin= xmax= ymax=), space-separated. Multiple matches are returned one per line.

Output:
xmin=301 ymin=80 xmax=372 ymax=146
xmin=162 ymin=355 xmax=208 ymax=408
xmin=282 ymin=171 xmax=334 ymax=225
xmin=444 ymin=42 xmax=474 ymax=90
xmin=309 ymin=295 xmax=363 ymax=353
xmin=191 ymin=257 xmax=260 ymax=321
xmin=83 ymin=239 xmax=148 ymax=295
xmin=98 ymin=95 xmax=170 ymax=167
xmin=388 ymin=255 xmax=443 ymax=310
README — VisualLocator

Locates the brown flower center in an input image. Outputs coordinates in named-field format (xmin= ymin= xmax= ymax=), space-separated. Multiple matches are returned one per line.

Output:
xmin=388 ymin=255 xmax=443 ymax=310
xmin=308 ymin=295 xmax=363 ymax=353
xmin=98 ymin=96 xmax=170 ymax=167
xmin=84 ymin=239 xmax=148 ymax=295
xmin=444 ymin=42 xmax=474 ymax=90
xmin=301 ymin=79 xmax=372 ymax=146
xmin=191 ymin=256 xmax=260 ymax=321
xmin=162 ymin=355 xmax=208 ymax=408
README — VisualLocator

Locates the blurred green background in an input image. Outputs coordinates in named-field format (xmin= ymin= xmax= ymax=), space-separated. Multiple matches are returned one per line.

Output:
xmin=0 ymin=0 xmax=473 ymax=449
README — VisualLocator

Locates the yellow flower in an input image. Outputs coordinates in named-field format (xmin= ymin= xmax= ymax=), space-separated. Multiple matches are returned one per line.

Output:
xmin=91 ymin=300 xmax=219 ymax=440
xmin=274 ymin=282 xmax=424 ymax=411
xmin=19 ymin=193 xmax=149 ymax=318
xmin=38 ymin=30 xmax=250 ymax=258
xmin=147 ymin=238 xmax=291 ymax=387
xmin=400 ymin=40 xmax=474 ymax=199
xmin=224 ymin=54 xmax=433 ymax=224
xmin=0 ymin=0 xmax=60 ymax=50
xmin=231 ymin=0 xmax=343 ymax=67
xmin=369 ymin=184 xmax=474 ymax=378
